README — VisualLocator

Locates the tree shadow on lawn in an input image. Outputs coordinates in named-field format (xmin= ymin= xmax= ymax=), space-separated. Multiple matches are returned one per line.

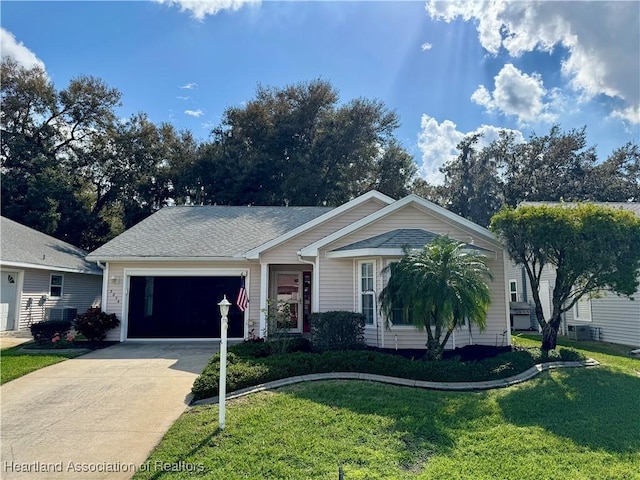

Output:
xmin=497 ymin=367 xmax=640 ymax=453
xmin=283 ymin=380 xmax=494 ymax=471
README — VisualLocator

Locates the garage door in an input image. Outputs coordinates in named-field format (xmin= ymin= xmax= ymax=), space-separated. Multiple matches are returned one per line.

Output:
xmin=127 ymin=276 xmax=245 ymax=339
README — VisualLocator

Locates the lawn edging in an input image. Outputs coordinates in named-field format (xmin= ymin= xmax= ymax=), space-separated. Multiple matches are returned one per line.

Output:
xmin=191 ymin=358 xmax=599 ymax=406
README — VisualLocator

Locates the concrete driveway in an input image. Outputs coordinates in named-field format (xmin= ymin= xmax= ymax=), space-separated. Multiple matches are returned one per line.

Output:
xmin=1 ymin=342 xmax=217 ymax=479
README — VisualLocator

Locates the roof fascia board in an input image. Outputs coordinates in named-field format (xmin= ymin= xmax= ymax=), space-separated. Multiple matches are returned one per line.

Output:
xmin=299 ymin=195 xmax=500 ymax=257
xmin=0 ymin=261 xmax=101 ymax=275
xmin=243 ymin=190 xmax=395 ymax=260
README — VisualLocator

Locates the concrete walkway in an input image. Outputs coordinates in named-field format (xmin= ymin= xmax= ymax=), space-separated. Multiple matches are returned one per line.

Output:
xmin=1 ymin=342 xmax=217 ymax=480
xmin=192 ymin=359 xmax=599 ymax=406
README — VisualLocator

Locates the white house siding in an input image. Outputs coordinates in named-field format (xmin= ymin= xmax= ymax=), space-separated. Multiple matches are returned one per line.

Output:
xmin=564 ymin=288 xmax=640 ymax=348
xmin=17 ymin=268 xmax=102 ymax=330
xmin=508 ymin=260 xmax=640 ymax=347
xmin=259 ymin=199 xmax=386 ymax=265
xmin=317 ymin=204 xmax=508 ymax=350
xmin=102 ymin=261 xmax=260 ymax=341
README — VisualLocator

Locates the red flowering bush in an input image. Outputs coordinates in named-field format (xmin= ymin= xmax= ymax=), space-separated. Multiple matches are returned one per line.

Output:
xmin=73 ymin=308 xmax=119 ymax=342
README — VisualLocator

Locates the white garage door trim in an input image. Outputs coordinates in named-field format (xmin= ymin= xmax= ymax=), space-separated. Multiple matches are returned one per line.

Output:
xmin=122 ymin=268 xmax=249 ymax=342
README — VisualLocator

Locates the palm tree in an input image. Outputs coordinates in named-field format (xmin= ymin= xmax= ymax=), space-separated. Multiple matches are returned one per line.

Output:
xmin=379 ymin=235 xmax=492 ymax=360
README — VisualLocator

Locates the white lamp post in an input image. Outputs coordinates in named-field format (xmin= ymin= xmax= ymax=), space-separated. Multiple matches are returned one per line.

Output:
xmin=218 ymin=295 xmax=231 ymax=430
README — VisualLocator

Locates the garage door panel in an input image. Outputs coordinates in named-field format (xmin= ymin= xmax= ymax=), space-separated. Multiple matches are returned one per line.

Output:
xmin=128 ymin=276 xmax=244 ymax=339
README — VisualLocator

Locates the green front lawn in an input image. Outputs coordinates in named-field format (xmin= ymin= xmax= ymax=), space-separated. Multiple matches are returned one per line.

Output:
xmin=137 ymin=338 xmax=640 ymax=479
xmin=0 ymin=344 xmax=86 ymax=384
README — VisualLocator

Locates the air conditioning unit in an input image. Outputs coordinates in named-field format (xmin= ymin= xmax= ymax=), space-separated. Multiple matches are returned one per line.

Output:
xmin=567 ymin=324 xmax=590 ymax=341
xmin=45 ymin=307 xmax=78 ymax=322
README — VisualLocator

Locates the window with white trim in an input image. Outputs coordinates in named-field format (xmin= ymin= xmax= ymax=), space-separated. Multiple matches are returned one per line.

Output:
xmin=574 ymin=296 xmax=592 ymax=322
xmin=359 ymin=261 xmax=375 ymax=326
xmin=50 ymin=274 xmax=63 ymax=298
xmin=509 ymin=280 xmax=518 ymax=302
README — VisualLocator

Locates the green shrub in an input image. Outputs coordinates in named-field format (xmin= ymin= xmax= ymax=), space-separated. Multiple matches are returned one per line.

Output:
xmin=310 ymin=311 xmax=365 ymax=351
xmin=559 ymin=347 xmax=586 ymax=362
xmin=191 ymin=346 xmax=548 ymax=400
xmin=73 ymin=307 xmax=119 ymax=342
xmin=30 ymin=320 xmax=72 ymax=345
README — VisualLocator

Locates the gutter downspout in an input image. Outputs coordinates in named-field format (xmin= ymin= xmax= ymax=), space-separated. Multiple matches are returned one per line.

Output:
xmin=95 ymin=261 xmax=108 ymax=312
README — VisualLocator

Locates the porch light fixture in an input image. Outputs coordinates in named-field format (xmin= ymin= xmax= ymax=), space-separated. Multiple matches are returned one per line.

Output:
xmin=110 ymin=276 xmax=118 ymax=284
xmin=218 ymin=295 xmax=232 ymax=430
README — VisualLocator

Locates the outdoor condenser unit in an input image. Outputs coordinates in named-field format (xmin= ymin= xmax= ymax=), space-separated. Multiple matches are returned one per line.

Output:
xmin=45 ymin=307 xmax=78 ymax=322
xmin=567 ymin=324 xmax=590 ymax=341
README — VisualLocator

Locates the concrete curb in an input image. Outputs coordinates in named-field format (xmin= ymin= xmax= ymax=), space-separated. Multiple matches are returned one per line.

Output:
xmin=17 ymin=346 xmax=92 ymax=355
xmin=190 ymin=358 xmax=599 ymax=406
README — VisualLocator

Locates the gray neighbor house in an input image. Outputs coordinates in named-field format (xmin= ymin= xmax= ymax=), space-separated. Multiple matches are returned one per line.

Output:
xmin=506 ymin=202 xmax=640 ymax=349
xmin=0 ymin=216 xmax=102 ymax=333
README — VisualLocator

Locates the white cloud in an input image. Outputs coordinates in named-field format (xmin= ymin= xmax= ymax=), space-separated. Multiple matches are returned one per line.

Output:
xmin=154 ymin=0 xmax=260 ymax=20
xmin=417 ymin=114 xmax=524 ymax=185
xmin=179 ymin=83 xmax=198 ymax=90
xmin=471 ymin=63 xmax=557 ymax=125
xmin=0 ymin=28 xmax=45 ymax=70
xmin=421 ymin=42 xmax=432 ymax=51
xmin=185 ymin=109 xmax=204 ymax=117
xmin=176 ymin=95 xmax=190 ymax=100
xmin=426 ymin=1 xmax=640 ymax=123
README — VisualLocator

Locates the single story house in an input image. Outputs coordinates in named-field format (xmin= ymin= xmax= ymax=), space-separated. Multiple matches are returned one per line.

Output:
xmin=506 ymin=202 xmax=640 ymax=348
xmin=0 ymin=216 xmax=102 ymax=332
xmin=86 ymin=191 xmax=511 ymax=349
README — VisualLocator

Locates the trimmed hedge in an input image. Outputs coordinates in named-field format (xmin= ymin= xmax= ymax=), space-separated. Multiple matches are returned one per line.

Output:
xmin=191 ymin=344 xmax=585 ymax=400
xmin=310 ymin=311 xmax=365 ymax=351
xmin=30 ymin=320 xmax=72 ymax=345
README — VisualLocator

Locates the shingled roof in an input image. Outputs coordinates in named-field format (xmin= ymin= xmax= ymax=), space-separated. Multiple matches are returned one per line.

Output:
xmin=333 ymin=229 xmax=439 ymax=251
xmin=332 ymin=228 xmax=488 ymax=253
xmin=1 ymin=216 xmax=101 ymax=274
xmin=87 ymin=205 xmax=334 ymax=260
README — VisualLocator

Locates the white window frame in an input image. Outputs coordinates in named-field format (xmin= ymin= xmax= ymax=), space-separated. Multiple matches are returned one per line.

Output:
xmin=509 ymin=279 xmax=518 ymax=302
xmin=573 ymin=296 xmax=592 ymax=322
xmin=49 ymin=273 xmax=64 ymax=298
xmin=358 ymin=260 xmax=376 ymax=327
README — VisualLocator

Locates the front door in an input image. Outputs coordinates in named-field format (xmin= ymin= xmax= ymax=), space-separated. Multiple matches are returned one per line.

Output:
xmin=274 ymin=272 xmax=302 ymax=333
xmin=1 ymin=272 xmax=18 ymax=331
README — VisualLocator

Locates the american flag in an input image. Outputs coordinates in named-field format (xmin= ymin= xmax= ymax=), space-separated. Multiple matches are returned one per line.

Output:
xmin=236 ymin=276 xmax=248 ymax=312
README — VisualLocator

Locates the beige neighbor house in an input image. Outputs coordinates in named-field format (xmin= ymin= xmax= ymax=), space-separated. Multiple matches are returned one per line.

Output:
xmin=506 ymin=202 xmax=640 ymax=348
xmin=0 ymin=216 xmax=102 ymax=332
xmin=86 ymin=191 xmax=511 ymax=349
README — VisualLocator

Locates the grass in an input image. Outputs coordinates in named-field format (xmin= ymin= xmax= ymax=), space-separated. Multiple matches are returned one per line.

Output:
xmin=0 ymin=344 xmax=86 ymax=384
xmin=137 ymin=337 xmax=640 ymax=479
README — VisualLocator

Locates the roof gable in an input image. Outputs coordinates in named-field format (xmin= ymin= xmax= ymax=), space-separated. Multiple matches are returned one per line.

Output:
xmin=243 ymin=190 xmax=395 ymax=259
xmin=1 ymin=217 xmax=101 ymax=274
xmin=299 ymin=194 xmax=500 ymax=257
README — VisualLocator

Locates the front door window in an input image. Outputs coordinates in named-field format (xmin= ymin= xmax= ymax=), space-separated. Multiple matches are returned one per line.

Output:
xmin=275 ymin=272 xmax=301 ymax=332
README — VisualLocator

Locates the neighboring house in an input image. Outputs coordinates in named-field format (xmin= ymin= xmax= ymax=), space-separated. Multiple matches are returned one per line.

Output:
xmin=506 ymin=202 xmax=640 ymax=348
xmin=86 ymin=191 xmax=511 ymax=349
xmin=0 ymin=217 xmax=103 ymax=332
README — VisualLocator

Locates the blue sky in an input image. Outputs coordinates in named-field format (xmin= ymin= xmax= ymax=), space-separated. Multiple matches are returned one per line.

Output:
xmin=2 ymin=1 xmax=639 ymax=183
